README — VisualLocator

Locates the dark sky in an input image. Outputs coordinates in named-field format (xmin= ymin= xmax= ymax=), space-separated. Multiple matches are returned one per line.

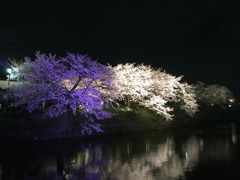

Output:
xmin=0 ymin=0 xmax=240 ymax=94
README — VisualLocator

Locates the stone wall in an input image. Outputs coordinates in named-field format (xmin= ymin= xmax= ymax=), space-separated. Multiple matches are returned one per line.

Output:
xmin=0 ymin=80 xmax=21 ymax=89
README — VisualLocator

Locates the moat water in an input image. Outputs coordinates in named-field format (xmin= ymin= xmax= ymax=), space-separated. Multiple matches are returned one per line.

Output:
xmin=0 ymin=122 xmax=240 ymax=180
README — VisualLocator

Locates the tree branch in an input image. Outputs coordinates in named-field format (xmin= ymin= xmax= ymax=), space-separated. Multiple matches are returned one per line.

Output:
xmin=70 ymin=76 xmax=82 ymax=92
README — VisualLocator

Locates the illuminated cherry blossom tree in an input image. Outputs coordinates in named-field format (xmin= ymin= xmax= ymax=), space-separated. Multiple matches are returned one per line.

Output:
xmin=111 ymin=63 xmax=198 ymax=120
xmin=11 ymin=52 xmax=116 ymax=134
xmin=10 ymin=54 xmax=199 ymax=132
xmin=195 ymin=81 xmax=234 ymax=110
xmin=111 ymin=63 xmax=154 ymax=105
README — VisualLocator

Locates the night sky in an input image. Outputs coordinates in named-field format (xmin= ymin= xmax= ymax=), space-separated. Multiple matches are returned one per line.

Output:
xmin=0 ymin=0 xmax=240 ymax=95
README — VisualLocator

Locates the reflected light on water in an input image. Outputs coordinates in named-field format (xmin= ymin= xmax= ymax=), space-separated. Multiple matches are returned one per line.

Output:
xmin=85 ymin=149 xmax=90 ymax=164
xmin=0 ymin=125 xmax=238 ymax=180
xmin=65 ymin=136 xmax=203 ymax=180
xmin=231 ymin=123 xmax=237 ymax=144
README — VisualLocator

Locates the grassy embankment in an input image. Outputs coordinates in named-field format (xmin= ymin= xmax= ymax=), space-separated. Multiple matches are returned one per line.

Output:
xmin=0 ymin=102 xmax=237 ymax=143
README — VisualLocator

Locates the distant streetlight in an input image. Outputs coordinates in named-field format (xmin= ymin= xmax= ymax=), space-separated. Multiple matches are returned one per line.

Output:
xmin=7 ymin=68 xmax=12 ymax=87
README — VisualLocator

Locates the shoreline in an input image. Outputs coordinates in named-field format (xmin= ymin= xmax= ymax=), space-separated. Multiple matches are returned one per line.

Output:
xmin=0 ymin=106 xmax=238 ymax=144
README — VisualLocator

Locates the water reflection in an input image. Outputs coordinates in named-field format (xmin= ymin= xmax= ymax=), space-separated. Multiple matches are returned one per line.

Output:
xmin=98 ymin=136 xmax=202 ymax=180
xmin=231 ymin=122 xmax=238 ymax=144
xmin=0 ymin=123 xmax=238 ymax=180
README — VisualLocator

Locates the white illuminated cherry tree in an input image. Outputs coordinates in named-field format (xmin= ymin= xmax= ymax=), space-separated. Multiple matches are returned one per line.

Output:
xmin=111 ymin=63 xmax=198 ymax=120
xmin=111 ymin=63 xmax=154 ymax=104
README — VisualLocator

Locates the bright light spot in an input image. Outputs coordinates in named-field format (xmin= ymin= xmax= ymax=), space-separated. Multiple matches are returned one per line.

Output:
xmin=126 ymin=107 xmax=132 ymax=111
xmin=211 ymin=103 xmax=214 ymax=106
xmin=119 ymin=107 xmax=132 ymax=111
xmin=228 ymin=104 xmax=232 ymax=107
xmin=229 ymin=98 xmax=235 ymax=103
xmin=7 ymin=68 xmax=12 ymax=74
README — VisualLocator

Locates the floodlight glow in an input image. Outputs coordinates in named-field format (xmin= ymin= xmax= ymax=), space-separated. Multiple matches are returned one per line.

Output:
xmin=7 ymin=68 xmax=12 ymax=74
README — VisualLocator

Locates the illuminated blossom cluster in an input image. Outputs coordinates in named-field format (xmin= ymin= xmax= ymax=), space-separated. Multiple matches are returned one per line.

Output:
xmin=11 ymin=52 xmax=116 ymax=134
xmin=111 ymin=63 xmax=198 ymax=120
xmin=195 ymin=81 xmax=234 ymax=110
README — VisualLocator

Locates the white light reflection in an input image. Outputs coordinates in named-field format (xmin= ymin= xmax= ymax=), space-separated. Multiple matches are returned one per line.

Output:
xmin=231 ymin=123 xmax=237 ymax=144
xmin=102 ymin=136 xmax=202 ymax=180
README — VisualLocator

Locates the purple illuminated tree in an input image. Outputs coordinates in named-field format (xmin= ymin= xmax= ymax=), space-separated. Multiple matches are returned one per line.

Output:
xmin=11 ymin=52 xmax=117 ymax=134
